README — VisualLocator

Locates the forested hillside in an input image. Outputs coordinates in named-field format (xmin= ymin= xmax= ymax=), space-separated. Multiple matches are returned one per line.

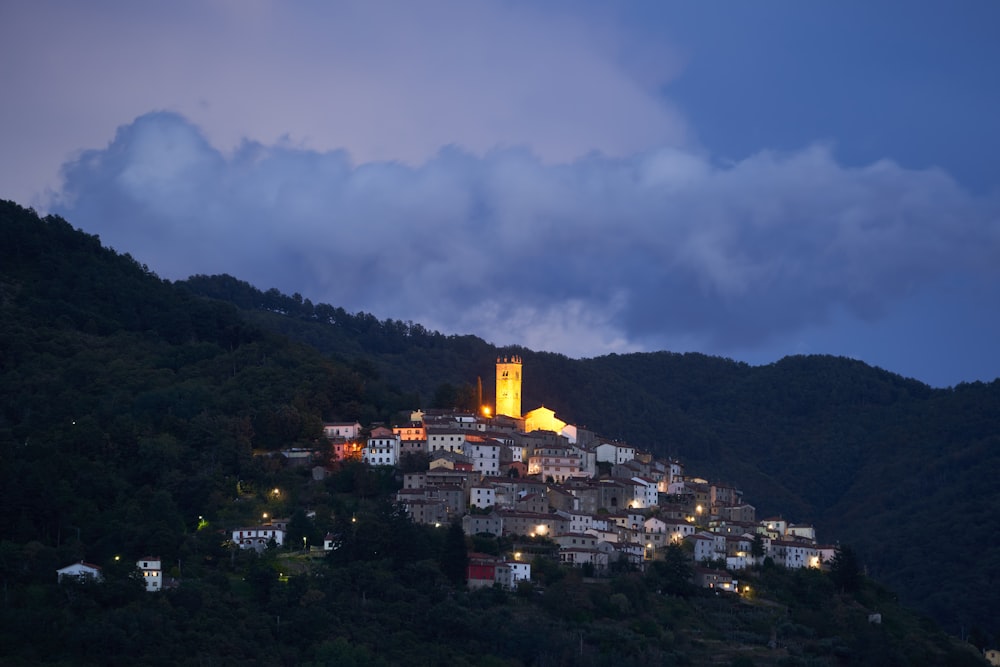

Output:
xmin=2 ymin=199 xmax=997 ymax=658
xmin=181 ymin=249 xmax=1000 ymax=641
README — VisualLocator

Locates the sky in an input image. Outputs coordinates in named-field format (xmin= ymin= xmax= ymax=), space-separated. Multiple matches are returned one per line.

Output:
xmin=2 ymin=1 xmax=999 ymax=388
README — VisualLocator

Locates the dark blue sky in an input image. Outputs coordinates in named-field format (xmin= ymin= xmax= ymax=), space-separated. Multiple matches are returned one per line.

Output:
xmin=2 ymin=1 xmax=998 ymax=387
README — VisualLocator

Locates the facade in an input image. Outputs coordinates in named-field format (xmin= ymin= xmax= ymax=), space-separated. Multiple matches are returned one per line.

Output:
xmin=495 ymin=355 xmax=522 ymax=418
xmin=595 ymin=442 xmax=636 ymax=465
xmin=137 ymin=557 xmax=162 ymax=592
xmin=465 ymin=437 xmax=501 ymax=476
xmin=769 ymin=539 xmax=820 ymax=569
xmin=630 ymin=477 xmax=659 ymax=509
xmin=463 ymin=513 xmax=504 ymax=537
xmin=527 ymin=444 xmax=585 ymax=482
xmin=363 ymin=427 xmax=400 ymax=466
xmin=232 ymin=526 xmax=285 ymax=550
xmin=56 ymin=561 xmax=103 ymax=583
xmin=523 ymin=406 xmax=567 ymax=435
xmin=323 ymin=422 xmax=362 ymax=440
xmin=694 ymin=567 xmax=736 ymax=592
xmin=427 ymin=428 xmax=467 ymax=454
xmin=496 ymin=561 xmax=531 ymax=589
xmin=470 ymin=483 xmax=497 ymax=509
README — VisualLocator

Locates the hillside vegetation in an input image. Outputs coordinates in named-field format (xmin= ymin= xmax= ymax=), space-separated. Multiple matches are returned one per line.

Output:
xmin=1 ymin=200 xmax=997 ymax=662
xmin=181 ymin=257 xmax=1000 ymax=641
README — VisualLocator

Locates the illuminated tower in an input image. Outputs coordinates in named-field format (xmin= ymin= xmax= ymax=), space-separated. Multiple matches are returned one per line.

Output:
xmin=495 ymin=354 xmax=522 ymax=418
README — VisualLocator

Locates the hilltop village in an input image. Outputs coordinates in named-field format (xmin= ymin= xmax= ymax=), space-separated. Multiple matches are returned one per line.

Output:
xmin=244 ymin=355 xmax=837 ymax=592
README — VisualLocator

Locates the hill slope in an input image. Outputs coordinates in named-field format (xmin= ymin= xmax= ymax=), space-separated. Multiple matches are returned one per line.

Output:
xmin=2 ymin=199 xmax=998 ymax=645
xmin=181 ymin=270 xmax=1000 ymax=641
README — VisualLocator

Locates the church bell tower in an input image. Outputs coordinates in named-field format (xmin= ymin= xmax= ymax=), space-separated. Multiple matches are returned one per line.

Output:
xmin=495 ymin=354 xmax=522 ymax=419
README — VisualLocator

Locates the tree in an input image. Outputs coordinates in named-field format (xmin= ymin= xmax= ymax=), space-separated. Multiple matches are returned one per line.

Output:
xmin=439 ymin=522 xmax=468 ymax=588
xmin=829 ymin=544 xmax=863 ymax=593
xmin=751 ymin=533 xmax=765 ymax=562
xmin=648 ymin=544 xmax=693 ymax=597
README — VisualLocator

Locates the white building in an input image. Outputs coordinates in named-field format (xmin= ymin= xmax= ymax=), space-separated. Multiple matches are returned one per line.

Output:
xmin=630 ymin=477 xmax=659 ymax=509
xmin=556 ymin=509 xmax=594 ymax=534
xmin=56 ymin=561 xmax=103 ymax=583
xmin=232 ymin=526 xmax=286 ymax=550
xmin=770 ymin=540 xmax=819 ymax=569
xmin=427 ymin=429 xmax=467 ymax=454
xmin=466 ymin=439 xmax=501 ymax=476
xmin=323 ymin=421 xmax=362 ymax=439
xmin=595 ymin=442 xmax=636 ymax=465
xmin=137 ymin=557 xmax=162 ymax=592
xmin=470 ymin=483 xmax=497 ymax=509
xmin=363 ymin=428 xmax=401 ymax=466
xmin=497 ymin=561 xmax=531 ymax=589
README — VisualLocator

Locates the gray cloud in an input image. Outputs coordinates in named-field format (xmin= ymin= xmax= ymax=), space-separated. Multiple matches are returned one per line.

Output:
xmin=53 ymin=112 xmax=1000 ymax=359
xmin=0 ymin=0 xmax=686 ymax=206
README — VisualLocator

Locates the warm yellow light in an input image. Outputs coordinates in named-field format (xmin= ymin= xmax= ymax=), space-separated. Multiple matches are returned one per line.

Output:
xmin=535 ymin=525 xmax=547 ymax=536
xmin=482 ymin=406 xmax=492 ymax=418
xmin=262 ymin=512 xmax=269 ymax=519
xmin=272 ymin=488 xmax=280 ymax=496
xmin=696 ymin=505 xmax=703 ymax=514
xmin=514 ymin=552 xmax=522 ymax=560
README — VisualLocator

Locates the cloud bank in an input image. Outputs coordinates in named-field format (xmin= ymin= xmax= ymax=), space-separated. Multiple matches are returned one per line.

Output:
xmin=53 ymin=112 xmax=999 ymax=360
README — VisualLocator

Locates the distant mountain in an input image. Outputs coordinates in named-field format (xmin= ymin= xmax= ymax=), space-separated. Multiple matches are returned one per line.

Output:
xmin=3 ymin=199 xmax=997 ymax=645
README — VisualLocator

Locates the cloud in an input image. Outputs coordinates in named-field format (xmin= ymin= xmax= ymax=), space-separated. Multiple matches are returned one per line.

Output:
xmin=0 ymin=0 xmax=687 ymax=205
xmin=53 ymin=112 xmax=1000 ymax=359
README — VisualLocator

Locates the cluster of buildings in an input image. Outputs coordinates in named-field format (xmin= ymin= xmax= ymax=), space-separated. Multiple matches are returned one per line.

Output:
xmin=61 ymin=356 xmax=833 ymax=594
xmin=57 ymin=557 xmax=163 ymax=592
xmin=320 ymin=356 xmax=837 ymax=591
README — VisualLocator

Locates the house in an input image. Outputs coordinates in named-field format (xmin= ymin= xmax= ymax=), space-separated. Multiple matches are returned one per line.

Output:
xmin=137 ymin=557 xmax=162 ymax=592
xmin=687 ymin=533 xmax=725 ymax=564
xmin=427 ymin=428 xmax=467 ymax=454
xmin=465 ymin=435 xmax=501 ymax=476
xmin=463 ymin=513 xmax=504 ymax=537
xmin=323 ymin=421 xmax=362 ymax=440
xmin=363 ymin=426 xmax=400 ymax=466
xmin=760 ymin=517 xmax=787 ymax=538
xmin=495 ymin=561 xmax=531 ymax=589
xmin=467 ymin=553 xmax=502 ymax=589
xmin=470 ymin=482 xmax=498 ymax=509
xmin=558 ymin=547 xmax=609 ymax=570
xmin=769 ymin=539 xmax=819 ymax=569
xmin=232 ymin=526 xmax=286 ymax=550
xmin=786 ymin=524 xmax=817 ymax=542
xmin=717 ymin=504 xmax=756 ymax=524
xmin=497 ymin=510 xmax=567 ymax=538
xmin=694 ymin=566 xmax=736 ymax=592
xmin=56 ymin=561 xmax=103 ymax=583
xmin=331 ymin=440 xmax=363 ymax=461
xmin=555 ymin=509 xmax=593 ymax=534
xmin=629 ymin=477 xmax=659 ymax=509
xmin=397 ymin=495 xmax=449 ymax=526
xmin=595 ymin=441 xmax=636 ymax=465
xmin=395 ymin=422 xmax=428 ymax=457
xmin=526 ymin=443 xmax=585 ymax=482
